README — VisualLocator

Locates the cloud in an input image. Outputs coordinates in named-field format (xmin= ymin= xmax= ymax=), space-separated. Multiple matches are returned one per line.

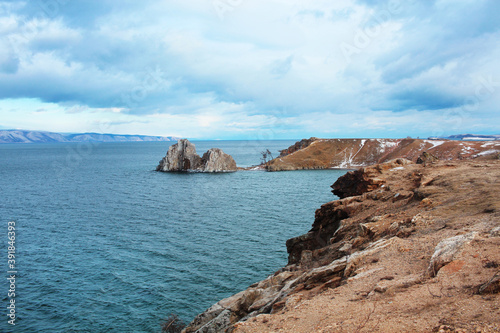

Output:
xmin=0 ymin=52 xmax=19 ymax=73
xmin=270 ymin=55 xmax=294 ymax=78
xmin=0 ymin=0 xmax=499 ymax=138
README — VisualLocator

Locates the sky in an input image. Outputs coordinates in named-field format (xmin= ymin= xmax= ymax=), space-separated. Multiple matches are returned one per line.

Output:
xmin=0 ymin=0 xmax=499 ymax=140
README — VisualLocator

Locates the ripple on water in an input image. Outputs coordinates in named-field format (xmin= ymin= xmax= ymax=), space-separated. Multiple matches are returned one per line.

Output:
xmin=0 ymin=141 xmax=345 ymax=332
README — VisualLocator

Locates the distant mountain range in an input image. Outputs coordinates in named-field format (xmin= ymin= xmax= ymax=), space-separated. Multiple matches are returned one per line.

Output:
xmin=431 ymin=134 xmax=500 ymax=141
xmin=0 ymin=130 xmax=180 ymax=144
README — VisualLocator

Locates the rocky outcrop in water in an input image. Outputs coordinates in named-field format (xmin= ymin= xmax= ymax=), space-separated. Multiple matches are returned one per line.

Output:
xmin=200 ymin=148 xmax=237 ymax=172
xmin=156 ymin=139 xmax=237 ymax=173
xmin=183 ymin=159 xmax=500 ymax=333
xmin=157 ymin=139 xmax=202 ymax=171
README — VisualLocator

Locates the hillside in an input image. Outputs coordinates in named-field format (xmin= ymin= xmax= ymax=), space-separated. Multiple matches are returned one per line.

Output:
xmin=0 ymin=130 xmax=179 ymax=143
xmin=266 ymin=138 xmax=500 ymax=171
xmin=439 ymin=134 xmax=500 ymax=141
xmin=183 ymin=159 xmax=500 ymax=333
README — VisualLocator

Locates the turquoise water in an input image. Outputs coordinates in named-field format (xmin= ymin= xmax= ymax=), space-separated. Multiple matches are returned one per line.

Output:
xmin=0 ymin=141 xmax=346 ymax=332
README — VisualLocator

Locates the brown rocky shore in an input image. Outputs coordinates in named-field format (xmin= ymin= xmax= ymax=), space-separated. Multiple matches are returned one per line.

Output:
xmin=183 ymin=158 xmax=500 ymax=333
xmin=265 ymin=137 xmax=500 ymax=171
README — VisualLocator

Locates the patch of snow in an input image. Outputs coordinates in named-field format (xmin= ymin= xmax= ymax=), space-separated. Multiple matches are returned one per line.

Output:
xmin=464 ymin=137 xmax=495 ymax=141
xmin=339 ymin=140 xmax=368 ymax=167
xmin=376 ymin=139 xmax=398 ymax=151
xmin=390 ymin=166 xmax=405 ymax=171
xmin=423 ymin=140 xmax=445 ymax=149
xmin=474 ymin=150 xmax=499 ymax=157
xmin=481 ymin=142 xmax=497 ymax=147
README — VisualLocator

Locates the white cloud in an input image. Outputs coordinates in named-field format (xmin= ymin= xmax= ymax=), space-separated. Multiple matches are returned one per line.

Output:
xmin=0 ymin=0 xmax=499 ymax=138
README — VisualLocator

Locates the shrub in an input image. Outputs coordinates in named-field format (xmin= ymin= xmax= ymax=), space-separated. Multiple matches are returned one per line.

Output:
xmin=161 ymin=314 xmax=186 ymax=333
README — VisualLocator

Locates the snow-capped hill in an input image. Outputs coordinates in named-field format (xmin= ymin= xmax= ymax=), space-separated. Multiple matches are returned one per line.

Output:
xmin=0 ymin=130 xmax=179 ymax=143
xmin=433 ymin=134 xmax=500 ymax=141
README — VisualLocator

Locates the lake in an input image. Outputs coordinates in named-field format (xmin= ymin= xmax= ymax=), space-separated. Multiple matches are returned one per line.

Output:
xmin=0 ymin=140 xmax=347 ymax=332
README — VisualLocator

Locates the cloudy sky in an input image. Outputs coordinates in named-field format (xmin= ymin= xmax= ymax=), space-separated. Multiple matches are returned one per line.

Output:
xmin=0 ymin=0 xmax=499 ymax=139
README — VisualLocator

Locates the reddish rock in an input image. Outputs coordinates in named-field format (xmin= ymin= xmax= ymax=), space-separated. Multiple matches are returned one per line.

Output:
xmin=331 ymin=159 xmax=411 ymax=199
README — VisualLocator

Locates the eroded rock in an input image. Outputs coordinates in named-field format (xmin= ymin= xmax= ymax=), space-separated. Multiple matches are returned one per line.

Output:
xmin=426 ymin=232 xmax=477 ymax=277
xmin=200 ymin=148 xmax=237 ymax=172
xmin=331 ymin=159 xmax=412 ymax=198
xmin=416 ymin=151 xmax=439 ymax=165
xmin=156 ymin=139 xmax=237 ymax=173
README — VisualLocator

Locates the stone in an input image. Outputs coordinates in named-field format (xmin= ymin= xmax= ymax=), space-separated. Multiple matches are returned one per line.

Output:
xmin=426 ymin=232 xmax=477 ymax=277
xmin=294 ymin=257 xmax=347 ymax=289
xmin=157 ymin=139 xmax=201 ymax=172
xmin=181 ymin=271 xmax=302 ymax=333
xmin=181 ymin=303 xmax=224 ymax=333
xmin=156 ymin=139 xmax=237 ymax=173
xmin=200 ymin=148 xmax=237 ymax=172
xmin=416 ymin=151 xmax=439 ymax=165
xmin=331 ymin=159 xmax=412 ymax=198
xmin=195 ymin=309 xmax=232 ymax=333
xmin=490 ymin=226 xmax=500 ymax=237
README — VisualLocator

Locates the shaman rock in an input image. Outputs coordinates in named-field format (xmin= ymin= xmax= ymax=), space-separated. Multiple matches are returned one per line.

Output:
xmin=156 ymin=139 xmax=237 ymax=173
xmin=201 ymin=148 xmax=237 ymax=172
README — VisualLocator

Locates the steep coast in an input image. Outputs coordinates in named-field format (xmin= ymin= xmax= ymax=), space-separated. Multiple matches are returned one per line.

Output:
xmin=183 ymin=159 xmax=500 ymax=333
xmin=266 ymin=138 xmax=500 ymax=171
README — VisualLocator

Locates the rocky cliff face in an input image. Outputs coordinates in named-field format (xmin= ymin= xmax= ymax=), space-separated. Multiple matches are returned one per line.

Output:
xmin=183 ymin=159 xmax=500 ymax=333
xmin=156 ymin=139 xmax=237 ymax=173
xmin=278 ymin=137 xmax=318 ymax=157
xmin=266 ymin=138 xmax=500 ymax=171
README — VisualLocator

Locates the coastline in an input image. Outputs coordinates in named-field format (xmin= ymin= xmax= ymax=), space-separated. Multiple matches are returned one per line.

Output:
xmin=183 ymin=158 xmax=500 ymax=333
xmin=263 ymin=138 xmax=500 ymax=171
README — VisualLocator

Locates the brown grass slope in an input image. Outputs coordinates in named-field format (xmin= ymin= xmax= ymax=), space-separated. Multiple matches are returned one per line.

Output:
xmin=266 ymin=138 xmax=500 ymax=171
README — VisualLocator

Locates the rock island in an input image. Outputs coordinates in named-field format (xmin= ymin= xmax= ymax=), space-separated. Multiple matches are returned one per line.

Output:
xmin=156 ymin=139 xmax=237 ymax=173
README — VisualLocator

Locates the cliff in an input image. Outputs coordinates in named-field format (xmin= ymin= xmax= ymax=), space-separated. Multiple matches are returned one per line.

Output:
xmin=183 ymin=159 xmax=500 ymax=333
xmin=156 ymin=139 xmax=237 ymax=173
xmin=266 ymin=138 xmax=500 ymax=171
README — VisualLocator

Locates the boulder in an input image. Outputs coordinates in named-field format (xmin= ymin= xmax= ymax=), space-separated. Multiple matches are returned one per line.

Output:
xmin=156 ymin=139 xmax=237 ymax=173
xmin=426 ymin=232 xmax=477 ymax=277
xmin=416 ymin=151 xmax=439 ymax=165
xmin=201 ymin=148 xmax=237 ymax=172
xmin=331 ymin=159 xmax=412 ymax=199
xmin=156 ymin=139 xmax=202 ymax=172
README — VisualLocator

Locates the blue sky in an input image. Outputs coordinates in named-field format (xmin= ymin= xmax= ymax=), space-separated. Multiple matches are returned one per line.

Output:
xmin=0 ymin=0 xmax=499 ymax=139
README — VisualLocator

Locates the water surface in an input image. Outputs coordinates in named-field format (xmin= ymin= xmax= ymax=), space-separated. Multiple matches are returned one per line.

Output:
xmin=0 ymin=140 xmax=346 ymax=332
